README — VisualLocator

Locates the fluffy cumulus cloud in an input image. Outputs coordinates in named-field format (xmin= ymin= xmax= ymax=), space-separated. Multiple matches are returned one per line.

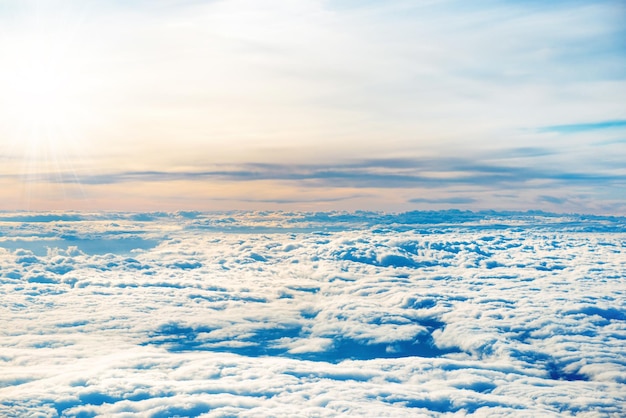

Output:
xmin=0 ymin=211 xmax=624 ymax=416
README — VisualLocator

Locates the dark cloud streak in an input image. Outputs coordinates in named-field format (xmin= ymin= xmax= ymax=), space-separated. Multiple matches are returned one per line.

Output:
xmin=18 ymin=157 xmax=626 ymax=191
xmin=409 ymin=197 xmax=477 ymax=205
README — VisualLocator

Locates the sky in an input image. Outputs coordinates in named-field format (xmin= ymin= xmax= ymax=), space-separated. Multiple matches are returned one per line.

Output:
xmin=0 ymin=0 xmax=625 ymax=213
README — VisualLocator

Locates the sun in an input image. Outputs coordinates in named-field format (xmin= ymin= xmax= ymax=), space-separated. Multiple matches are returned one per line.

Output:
xmin=0 ymin=25 xmax=95 ymax=177
xmin=9 ymin=53 xmax=75 ymax=131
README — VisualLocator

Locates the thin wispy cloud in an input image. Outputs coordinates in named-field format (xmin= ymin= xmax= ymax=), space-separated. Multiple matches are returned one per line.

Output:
xmin=540 ymin=119 xmax=626 ymax=134
xmin=27 ymin=157 xmax=625 ymax=188
xmin=409 ymin=197 xmax=477 ymax=205
xmin=537 ymin=195 xmax=568 ymax=205
xmin=4 ymin=154 xmax=622 ymax=213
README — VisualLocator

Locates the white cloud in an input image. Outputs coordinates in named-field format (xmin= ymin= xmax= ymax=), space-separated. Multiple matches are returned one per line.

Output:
xmin=0 ymin=211 xmax=624 ymax=416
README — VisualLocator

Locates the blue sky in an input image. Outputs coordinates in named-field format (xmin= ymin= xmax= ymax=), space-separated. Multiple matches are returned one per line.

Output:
xmin=0 ymin=0 xmax=624 ymax=212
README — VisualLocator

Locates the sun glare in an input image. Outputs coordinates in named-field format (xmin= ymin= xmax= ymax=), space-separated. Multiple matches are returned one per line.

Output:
xmin=0 ymin=29 xmax=95 ymax=176
xmin=10 ymin=56 xmax=74 ymax=128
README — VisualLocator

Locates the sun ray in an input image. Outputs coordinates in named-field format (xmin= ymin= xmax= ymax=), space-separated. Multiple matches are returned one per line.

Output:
xmin=0 ymin=7 xmax=97 ymax=207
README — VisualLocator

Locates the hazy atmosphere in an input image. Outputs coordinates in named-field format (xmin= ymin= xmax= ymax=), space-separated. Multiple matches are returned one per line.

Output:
xmin=0 ymin=0 xmax=624 ymax=212
xmin=1 ymin=1 xmax=625 ymax=417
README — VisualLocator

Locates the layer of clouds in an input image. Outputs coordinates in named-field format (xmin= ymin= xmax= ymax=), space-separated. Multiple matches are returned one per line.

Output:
xmin=36 ymin=156 xmax=626 ymax=188
xmin=5 ymin=151 xmax=624 ymax=213
xmin=1 ymin=211 xmax=624 ymax=416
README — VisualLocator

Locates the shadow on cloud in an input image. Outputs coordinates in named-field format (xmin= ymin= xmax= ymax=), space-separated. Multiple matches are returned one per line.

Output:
xmin=142 ymin=317 xmax=460 ymax=362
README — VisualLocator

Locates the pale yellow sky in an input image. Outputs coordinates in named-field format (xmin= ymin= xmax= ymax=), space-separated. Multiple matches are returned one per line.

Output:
xmin=1 ymin=0 xmax=625 ymax=213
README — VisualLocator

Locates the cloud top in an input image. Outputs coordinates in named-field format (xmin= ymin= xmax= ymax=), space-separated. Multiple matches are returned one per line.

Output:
xmin=1 ymin=210 xmax=624 ymax=416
